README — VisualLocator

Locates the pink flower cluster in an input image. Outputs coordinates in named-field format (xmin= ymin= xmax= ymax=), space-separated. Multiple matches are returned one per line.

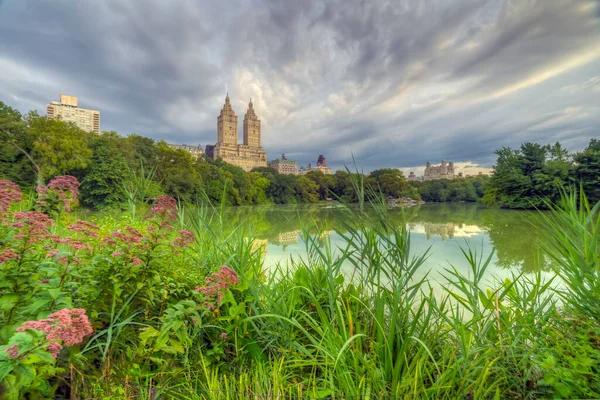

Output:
xmin=147 ymin=195 xmax=177 ymax=221
xmin=195 ymin=265 xmax=239 ymax=306
xmin=48 ymin=176 xmax=80 ymax=212
xmin=174 ymin=229 xmax=195 ymax=247
xmin=0 ymin=249 xmax=20 ymax=263
xmin=5 ymin=344 xmax=19 ymax=358
xmin=0 ymin=180 xmax=22 ymax=212
xmin=11 ymin=211 xmax=53 ymax=244
xmin=16 ymin=308 xmax=93 ymax=358
xmin=112 ymin=228 xmax=144 ymax=244
xmin=67 ymin=220 xmax=100 ymax=238
xmin=36 ymin=176 xmax=80 ymax=212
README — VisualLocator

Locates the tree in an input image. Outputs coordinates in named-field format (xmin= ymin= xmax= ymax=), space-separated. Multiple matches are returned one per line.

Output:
xmin=154 ymin=142 xmax=203 ymax=203
xmin=572 ymin=138 xmax=600 ymax=204
xmin=294 ymin=175 xmax=319 ymax=203
xmin=0 ymin=102 xmax=36 ymax=186
xmin=372 ymin=169 xmax=408 ymax=198
xmin=305 ymin=170 xmax=335 ymax=200
xmin=484 ymin=141 xmax=575 ymax=208
xmin=123 ymin=134 xmax=157 ymax=169
xmin=25 ymin=112 xmax=92 ymax=180
xmin=80 ymin=133 xmax=128 ymax=209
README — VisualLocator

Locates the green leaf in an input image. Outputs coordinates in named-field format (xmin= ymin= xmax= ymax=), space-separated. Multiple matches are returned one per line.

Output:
xmin=139 ymin=326 xmax=159 ymax=342
xmin=168 ymin=339 xmax=184 ymax=354
xmin=0 ymin=294 xmax=19 ymax=313
xmin=0 ymin=361 xmax=14 ymax=381
xmin=14 ymin=364 xmax=35 ymax=388
xmin=220 ymin=289 xmax=236 ymax=306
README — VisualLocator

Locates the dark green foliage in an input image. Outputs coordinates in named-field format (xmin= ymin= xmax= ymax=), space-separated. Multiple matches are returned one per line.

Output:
xmin=367 ymin=168 xmax=409 ymax=198
xmin=80 ymin=133 xmax=128 ymax=209
xmin=154 ymin=142 xmax=203 ymax=203
xmin=26 ymin=112 xmax=93 ymax=180
xmin=484 ymin=141 xmax=574 ymax=208
xmin=572 ymin=138 xmax=600 ymax=204
xmin=412 ymin=176 xmax=487 ymax=202
xmin=0 ymin=102 xmax=36 ymax=186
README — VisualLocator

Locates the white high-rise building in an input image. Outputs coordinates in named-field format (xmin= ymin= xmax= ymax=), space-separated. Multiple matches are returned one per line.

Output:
xmin=47 ymin=94 xmax=100 ymax=134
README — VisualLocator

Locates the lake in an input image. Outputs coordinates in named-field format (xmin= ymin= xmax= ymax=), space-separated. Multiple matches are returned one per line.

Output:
xmin=222 ymin=202 xmax=557 ymax=288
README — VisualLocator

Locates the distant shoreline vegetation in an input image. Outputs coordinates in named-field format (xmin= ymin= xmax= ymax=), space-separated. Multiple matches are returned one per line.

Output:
xmin=1 ymin=100 xmax=598 ymax=210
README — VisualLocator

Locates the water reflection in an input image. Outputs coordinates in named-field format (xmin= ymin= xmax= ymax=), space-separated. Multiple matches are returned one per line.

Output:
xmin=222 ymin=203 xmax=554 ymax=273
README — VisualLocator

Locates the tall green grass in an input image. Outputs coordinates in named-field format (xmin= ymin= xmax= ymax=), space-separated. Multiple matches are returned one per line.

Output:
xmin=65 ymin=178 xmax=600 ymax=398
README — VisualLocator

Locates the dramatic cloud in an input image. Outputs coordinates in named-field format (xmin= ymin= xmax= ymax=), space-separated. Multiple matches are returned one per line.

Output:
xmin=1 ymin=0 xmax=599 ymax=173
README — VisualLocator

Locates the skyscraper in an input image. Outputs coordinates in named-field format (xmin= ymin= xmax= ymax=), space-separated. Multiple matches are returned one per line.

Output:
xmin=46 ymin=94 xmax=100 ymax=134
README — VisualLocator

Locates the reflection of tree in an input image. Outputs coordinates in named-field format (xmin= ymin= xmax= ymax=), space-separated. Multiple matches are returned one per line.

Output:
xmin=482 ymin=210 xmax=555 ymax=272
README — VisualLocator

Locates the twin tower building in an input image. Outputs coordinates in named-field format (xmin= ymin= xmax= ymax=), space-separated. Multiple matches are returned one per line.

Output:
xmin=208 ymin=94 xmax=267 ymax=172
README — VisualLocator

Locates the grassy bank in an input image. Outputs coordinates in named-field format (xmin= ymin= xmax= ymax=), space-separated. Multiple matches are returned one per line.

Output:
xmin=0 ymin=178 xmax=599 ymax=399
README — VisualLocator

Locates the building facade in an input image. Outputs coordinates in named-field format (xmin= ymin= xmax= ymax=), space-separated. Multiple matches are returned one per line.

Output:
xmin=424 ymin=160 xmax=455 ymax=181
xmin=211 ymin=95 xmax=267 ymax=172
xmin=407 ymin=171 xmax=421 ymax=181
xmin=167 ymin=143 xmax=204 ymax=158
xmin=47 ymin=94 xmax=100 ymax=134
xmin=269 ymin=153 xmax=298 ymax=175
xmin=299 ymin=154 xmax=332 ymax=175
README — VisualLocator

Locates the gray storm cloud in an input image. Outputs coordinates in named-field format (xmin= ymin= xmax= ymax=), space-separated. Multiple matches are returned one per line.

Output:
xmin=0 ymin=0 xmax=598 ymax=171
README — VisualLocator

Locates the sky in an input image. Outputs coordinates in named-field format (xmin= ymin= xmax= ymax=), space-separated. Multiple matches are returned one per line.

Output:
xmin=0 ymin=0 xmax=599 ymax=174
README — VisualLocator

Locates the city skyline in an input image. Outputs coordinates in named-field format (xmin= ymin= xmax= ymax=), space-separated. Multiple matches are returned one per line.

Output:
xmin=0 ymin=0 xmax=599 ymax=172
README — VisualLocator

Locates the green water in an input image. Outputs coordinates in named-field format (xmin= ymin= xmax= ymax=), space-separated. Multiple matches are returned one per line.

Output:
xmin=223 ymin=202 xmax=556 ymax=285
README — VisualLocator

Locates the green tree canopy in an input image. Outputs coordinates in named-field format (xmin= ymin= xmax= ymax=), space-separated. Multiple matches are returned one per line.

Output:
xmin=25 ymin=112 xmax=93 ymax=180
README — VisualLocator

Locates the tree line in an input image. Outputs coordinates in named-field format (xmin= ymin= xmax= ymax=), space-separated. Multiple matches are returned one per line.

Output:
xmin=0 ymin=101 xmax=418 ymax=209
xmin=2 ymin=100 xmax=597 ymax=210
xmin=483 ymin=140 xmax=600 ymax=208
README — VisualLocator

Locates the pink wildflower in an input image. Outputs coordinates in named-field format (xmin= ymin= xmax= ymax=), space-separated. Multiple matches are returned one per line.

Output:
xmin=16 ymin=308 xmax=93 ymax=359
xmin=11 ymin=211 xmax=53 ymax=244
xmin=0 ymin=249 xmax=20 ymax=263
xmin=40 ymin=278 xmax=49 ymax=284
xmin=0 ymin=180 xmax=22 ymax=212
xmin=147 ymin=196 xmax=177 ymax=221
xmin=220 ymin=332 xmax=228 ymax=340
xmin=46 ymin=249 xmax=60 ymax=258
xmin=195 ymin=266 xmax=239 ymax=305
xmin=47 ymin=175 xmax=80 ymax=212
xmin=125 ymin=226 xmax=144 ymax=238
xmin=111 ymin=252 xmax=122 ymax=257
xmin=174 ymin=230 xmax=195 ymax=247
xmin=67 ymin=220 xmax=100 ymax=238
xmin=113 ymin=230 xmax=142 ymax=244
xmin=4 ymin=344 xmax=18 ymax=359
xmin=131 ymin=257 xmax=143 ymax=265
xmin=47 ymin=342 xmax=62 ymax=359
xmin=70 ymin=241 xmax=92 ymax=253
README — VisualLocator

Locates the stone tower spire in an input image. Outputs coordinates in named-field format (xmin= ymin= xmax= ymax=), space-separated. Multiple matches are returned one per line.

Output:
xmin=243 ymin=99 xmax=261 ymax=147
xmin=218 ymin=94 xmax=238 ymax=145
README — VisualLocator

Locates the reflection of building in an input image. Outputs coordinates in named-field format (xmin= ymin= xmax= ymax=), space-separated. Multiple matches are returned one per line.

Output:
xmin=317 ymin=230 xmax=333 ymax=240
xmin=167 ymin=144 xmax=204 ymax=158
xmin=424 ymin=160 xmax=455 ymax=181
xmin=271 ymin=231 xmax=300 ymax=246
xmin=269 ymin=153 xmax=298 ymax=175
xmin=424 ymin=223 xmax=455 ymax=241
xmin=250 ymin=238 xmax=268 ymax=261
xmin=299 ymin=154 xmax=332 ymax=175
xmin=210 ymin=95 xmax=267 ymax=172
xmin=47 ymin=94 xmax=100 ymax=134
